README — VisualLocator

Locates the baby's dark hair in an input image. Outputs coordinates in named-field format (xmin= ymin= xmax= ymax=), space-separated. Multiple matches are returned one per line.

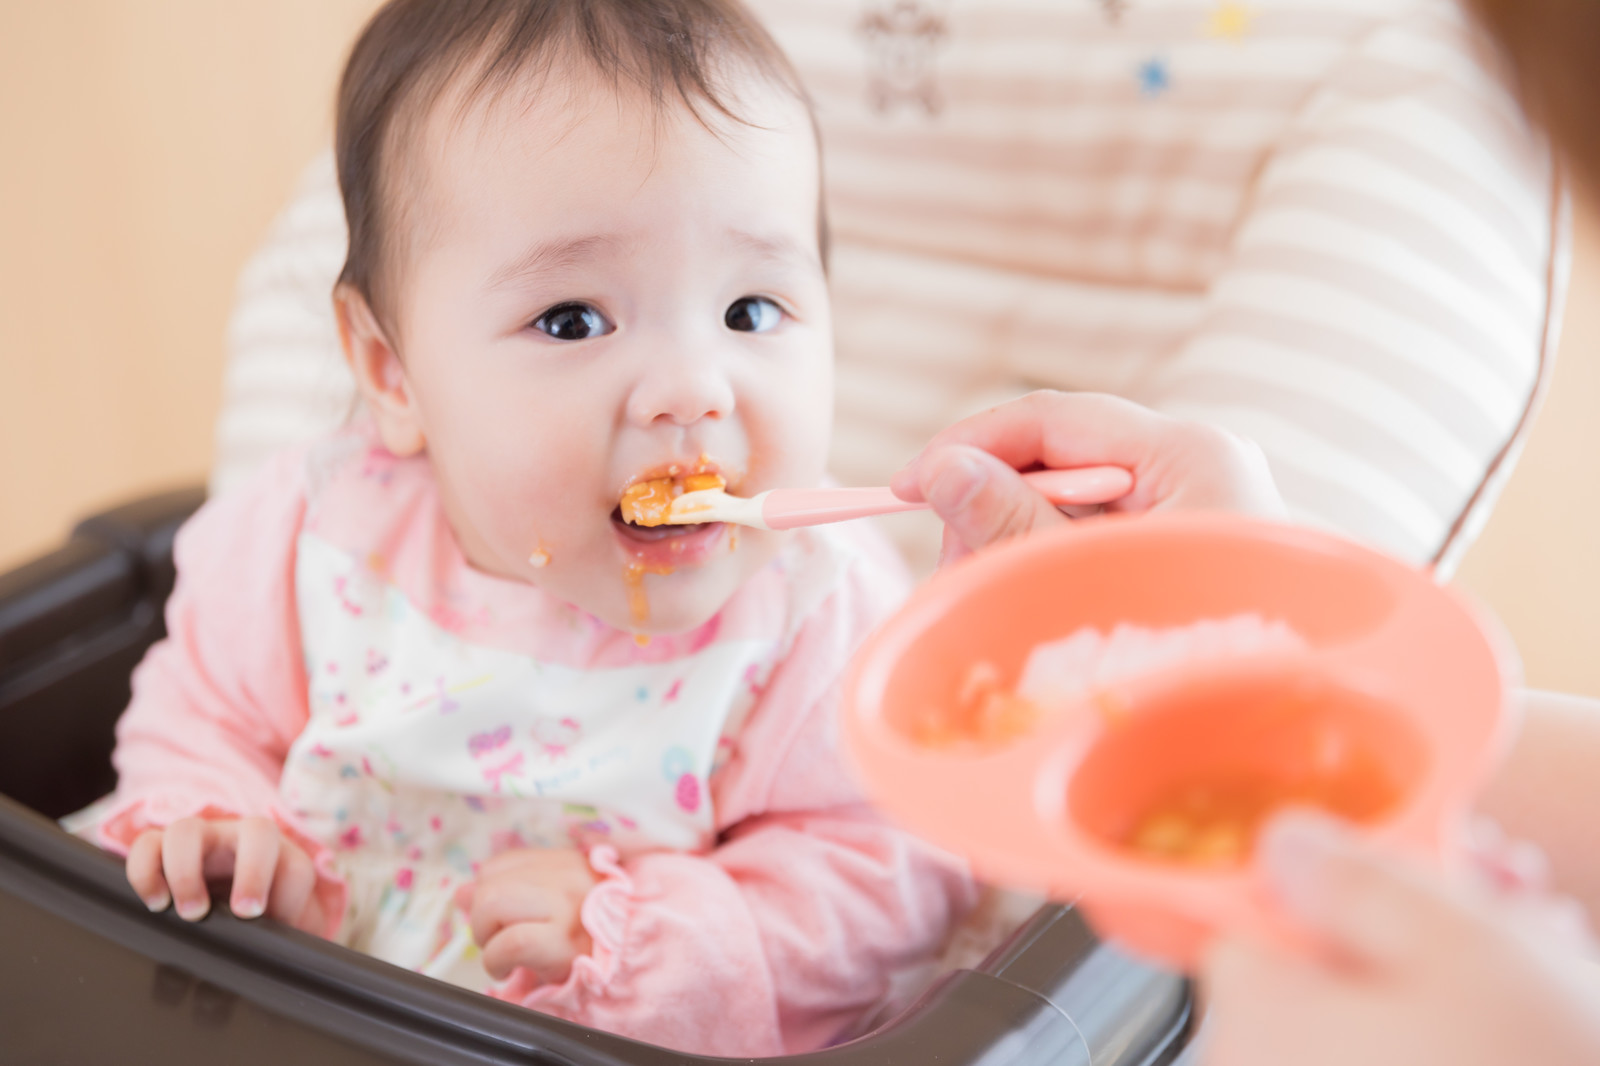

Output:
xmin=335 ymin=0 xmax=817 ymax=331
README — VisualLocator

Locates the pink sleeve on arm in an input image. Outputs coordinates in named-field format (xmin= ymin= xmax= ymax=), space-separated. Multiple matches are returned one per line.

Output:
xmin=92 ymin=448 xmax=344 ymax=932
xmin=495 ymin=543 xmax=978 ymax=1056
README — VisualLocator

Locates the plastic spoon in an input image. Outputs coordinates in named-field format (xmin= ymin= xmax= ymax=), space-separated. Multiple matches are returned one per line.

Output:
xmin=665 ymin=466 xmax=1134 ymax=531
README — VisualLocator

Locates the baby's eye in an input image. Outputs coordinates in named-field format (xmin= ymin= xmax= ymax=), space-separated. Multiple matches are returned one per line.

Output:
xmin=533 ymin=302 xmax=614 ymax=341
xmin=725 ymin=296 xmax=783 ymax=334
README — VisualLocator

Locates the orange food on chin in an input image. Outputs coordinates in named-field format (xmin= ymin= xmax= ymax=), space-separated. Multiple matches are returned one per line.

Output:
xmin=623 ymin=560 xmax=677 ymax=624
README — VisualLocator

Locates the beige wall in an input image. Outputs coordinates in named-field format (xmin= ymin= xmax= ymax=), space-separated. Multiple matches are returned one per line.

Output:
xmin=0 ymin=0 xmax=381 ymax=569
xmin=1 ymin=3 xmax=1597 ymax=695
xmin=1454 ymin=201 xmax=1600 ymax=697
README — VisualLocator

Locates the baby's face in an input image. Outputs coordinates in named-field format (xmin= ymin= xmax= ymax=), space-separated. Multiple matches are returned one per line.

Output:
xmin=376 ymin=70 xmax=831 ymax=634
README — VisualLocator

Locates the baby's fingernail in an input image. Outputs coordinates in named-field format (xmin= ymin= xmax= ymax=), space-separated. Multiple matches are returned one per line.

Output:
xmin=925 ymin=452 xmax=988 ymax=514
xmin=232 ymin=897 xmax=265 ymax=920
xmin=177 ymin=899 xmax=211 ymax=922
xmin=143 ymin=891 xmax=171 ymax=912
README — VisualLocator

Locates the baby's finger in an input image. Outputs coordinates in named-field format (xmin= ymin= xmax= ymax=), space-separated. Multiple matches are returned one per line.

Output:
xmin=473 ymin=847 xmax=558 ymax=881
xmin=481 ymin=920 xmax=578 ymax=984
xmin=470 ymin=878 xmax=560 ymax=949
xmin=161 ymin=818 xmax=215 ymax=922
xmin=126 ymin=830 xmax=171 ymax=911
xmin=229 ymin=817 xmax=280 ymax=919
xmin=266 ymin=839 xmax=317 ymax=932
xmin=297 ymin=893 xmax=327 ymax=938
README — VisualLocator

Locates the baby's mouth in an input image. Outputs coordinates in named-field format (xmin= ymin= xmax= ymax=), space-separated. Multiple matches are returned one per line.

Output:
xmin=613 ymin=468 xmax=727 ymax=542
xmin=612 ymin=506 xmax=699 ymax=542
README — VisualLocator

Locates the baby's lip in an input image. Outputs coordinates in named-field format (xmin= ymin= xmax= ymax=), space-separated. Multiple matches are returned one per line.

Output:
xmin=618 ymin=456 xmax=727 ymax=495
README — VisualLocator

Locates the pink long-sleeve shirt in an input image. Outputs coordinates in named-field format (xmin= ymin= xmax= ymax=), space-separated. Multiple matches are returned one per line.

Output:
xmin=93 ymin=433 xmax=975 ymax=1056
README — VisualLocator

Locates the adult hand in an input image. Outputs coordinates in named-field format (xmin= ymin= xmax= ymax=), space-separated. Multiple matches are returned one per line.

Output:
xmin=891 ymin=391 xmax=1286 ymax=564
xmin=1201 ymin=812 xmax=1600 ymax=1066
xmin=460 ymin=847 xmax=598 ymax=984
xmin=126 ymin=815 xmax=324 ymax=932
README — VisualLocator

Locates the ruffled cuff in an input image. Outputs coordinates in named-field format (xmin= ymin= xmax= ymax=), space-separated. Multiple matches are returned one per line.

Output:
xmin=91 ymin=793 xmax=347 ymax=940
xmin=487 ymin=844 xmax=633 ymax=1011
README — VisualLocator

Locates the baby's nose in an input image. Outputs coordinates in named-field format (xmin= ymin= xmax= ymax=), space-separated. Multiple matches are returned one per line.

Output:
xmin=626 ymin=361 xmax=735 ymax=427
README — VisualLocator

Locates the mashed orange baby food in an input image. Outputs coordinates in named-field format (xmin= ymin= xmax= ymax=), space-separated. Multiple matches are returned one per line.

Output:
xmin=619 ymin=471 xmax=727 ymax=526
xmin=909 ymin=662 xmax=1042 ymax=749
xmin=1124 ymin=748 xmax=1403 ymax=867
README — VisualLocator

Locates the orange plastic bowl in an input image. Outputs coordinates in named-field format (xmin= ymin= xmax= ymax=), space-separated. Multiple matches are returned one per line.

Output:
xmin=842 ymin=514 xmax=1518 ymax=971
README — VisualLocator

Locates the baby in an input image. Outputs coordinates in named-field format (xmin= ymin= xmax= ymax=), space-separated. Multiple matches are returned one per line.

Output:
xmin=91 ymin=0 xmax=972 ymax=1055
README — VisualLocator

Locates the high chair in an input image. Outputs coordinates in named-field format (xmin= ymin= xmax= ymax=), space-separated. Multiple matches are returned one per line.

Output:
xmin=0 ymin=489 xmax=1192 ymax=1064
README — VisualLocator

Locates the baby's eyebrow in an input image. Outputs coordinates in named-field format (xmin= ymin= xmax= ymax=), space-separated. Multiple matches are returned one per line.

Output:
xmin=730 ymin=230 xmax=820 ymax=274
xmin=486 ymin=234 xmax=628 ymax=291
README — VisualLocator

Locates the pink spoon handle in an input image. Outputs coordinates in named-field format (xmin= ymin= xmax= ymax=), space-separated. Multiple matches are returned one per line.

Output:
xmin=761 ymin=466 xmax=1134 ymax=531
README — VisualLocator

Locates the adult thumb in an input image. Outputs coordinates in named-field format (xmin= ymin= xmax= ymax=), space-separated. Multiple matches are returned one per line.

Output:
xmin=919 ymin=444 xmax=1069 ymax=556
xmin=1257 ymin=811 xmax=1468 ymax=971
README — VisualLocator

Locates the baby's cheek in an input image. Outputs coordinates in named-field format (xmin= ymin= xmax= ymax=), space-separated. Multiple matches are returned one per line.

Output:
xmin=440 ymin=452 xmax=589 ymax=576
xmin=746 ymin=412 xmax=829 ymax=494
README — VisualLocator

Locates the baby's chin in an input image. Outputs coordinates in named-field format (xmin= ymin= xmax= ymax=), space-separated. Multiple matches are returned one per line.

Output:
xmin=600 ymin=542 xmax=774 ymax=638
xmin=579 ymin=580 xmax=734 ymax=638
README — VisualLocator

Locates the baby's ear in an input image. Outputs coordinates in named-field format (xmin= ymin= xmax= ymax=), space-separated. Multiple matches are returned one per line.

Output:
xmin=334 ymin=284 xmax=425 ymax=457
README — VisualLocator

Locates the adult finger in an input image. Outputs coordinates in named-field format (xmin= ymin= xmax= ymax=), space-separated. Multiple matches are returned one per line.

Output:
xmin=1256 ymin=811 xmax=1476 ymax=971
xmin=892 ymin=392 xmax=1163 ymax=501
xmin=918 ymin=444 xmax=1070 ymax=556
xmin=229 ymin=817 xmax=280 ymax=919
xmin=266 ymin=838 xmax=318 ymax=932
xmin=470 ymin=878 xmax=561 ymax=950
xmin=161 ymin=818 xmax=215 ymax=922
xmin=481 ymin=920 xmax=579 ymax=984
xmin=1464 ymin=815 xmax=1551 ymax=895
xmin=126 ymin=829 xmax=171 ymax=912
xmin=893 ymin=391 xmax=1284 ymax=520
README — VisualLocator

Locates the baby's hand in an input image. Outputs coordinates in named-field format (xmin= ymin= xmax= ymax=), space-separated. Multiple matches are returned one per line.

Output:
xmin=460 ymin=848 xmax=598 ymax=985
xmin=126 ymin=816 xmax=323 ymax=933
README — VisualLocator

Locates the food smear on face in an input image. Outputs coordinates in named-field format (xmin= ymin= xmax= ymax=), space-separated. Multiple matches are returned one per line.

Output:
xmin=1124 ymin=747 xmax=1404 ymax=867
xmin=623 ymin=559 xmax=677 ymax=624
xmin=619 ymin=469 xmax=727 ymax=527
